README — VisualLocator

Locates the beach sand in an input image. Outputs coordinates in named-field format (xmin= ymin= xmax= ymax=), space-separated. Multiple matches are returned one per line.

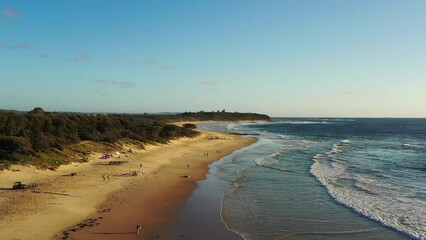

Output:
xmin=0 ymin=130 xmax=255 ymax=240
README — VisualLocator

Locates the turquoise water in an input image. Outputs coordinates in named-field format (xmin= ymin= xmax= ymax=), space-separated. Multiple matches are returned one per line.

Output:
xmin=173 ymin=119 xmax=425 ymax=240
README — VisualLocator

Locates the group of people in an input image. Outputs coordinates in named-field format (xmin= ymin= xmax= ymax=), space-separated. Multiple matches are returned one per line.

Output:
xmin=203 ymin=150 xmax=222 ymax=157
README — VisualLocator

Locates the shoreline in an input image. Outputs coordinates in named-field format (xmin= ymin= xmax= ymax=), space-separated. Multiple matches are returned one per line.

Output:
xmin=164 ymin=140 xmax=260 ymax=240
xmin=0 ymin=130 xmax=255 ymax=240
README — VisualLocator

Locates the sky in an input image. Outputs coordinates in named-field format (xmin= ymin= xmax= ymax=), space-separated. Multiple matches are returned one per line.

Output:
xmin=1 ymin=0 xmax=425 ymax=117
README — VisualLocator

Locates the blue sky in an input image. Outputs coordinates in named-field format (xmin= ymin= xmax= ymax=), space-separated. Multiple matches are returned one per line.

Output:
xmin=1 ymin=0 xmax=425 ymax=117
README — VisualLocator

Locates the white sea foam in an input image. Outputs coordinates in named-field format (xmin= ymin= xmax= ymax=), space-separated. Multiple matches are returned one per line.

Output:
xmin=255 ymin=149 xmax=283 ymax=167
xmin=403 ymin=143 xmax=425 ymax=149
xmin=226 ymin=124 xmax=240 ymax=130
xmin=289 ymin=121 xmax=329 ymax=124
xmin=311 ymin=140 xmax=426 ymax=240
xmin=220 ymin=195 xmax=250 ymax=240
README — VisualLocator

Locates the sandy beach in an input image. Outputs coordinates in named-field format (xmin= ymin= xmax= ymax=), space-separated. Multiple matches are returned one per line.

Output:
xmin=0 ymin=130 xmax=255 ymax=240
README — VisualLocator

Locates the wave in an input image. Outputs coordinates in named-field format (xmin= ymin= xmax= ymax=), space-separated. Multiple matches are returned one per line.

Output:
xmin=323 ymin=139 xmax=351 ymax=156
xmin=226 ymin=124 xmax=241 ymax=130
xmin=220 ymin=194 xmax=250 ymax=240
xmin=233 ymin=168 xmax=248 ymax=189
xmin=311 ymin=140 xmax=426 ymax=240
xmin=403 ymin=143 xmax=425 ymax=149
xmin=254 ymin=149 xmax=283 ymax=167
xmin=274 ymin=228 xmax=383 ymax=240
xmin=289 ymin=121 xmax=329 ymax=124
xmin=270 ymin=120 xmax=331 ymax=125
xmin=259 ymin=165 xmax=301 ymax=173
xmin=254 ymin=147 xmax=309 ymax=174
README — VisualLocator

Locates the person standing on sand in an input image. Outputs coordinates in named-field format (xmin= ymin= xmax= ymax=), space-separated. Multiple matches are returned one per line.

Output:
xmin=136 ymin=224 xmax=142 ymax=234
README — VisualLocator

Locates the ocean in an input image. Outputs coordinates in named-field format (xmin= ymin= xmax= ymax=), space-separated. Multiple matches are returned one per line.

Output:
xmin=170 ymin=118 xmax=425 ymax=240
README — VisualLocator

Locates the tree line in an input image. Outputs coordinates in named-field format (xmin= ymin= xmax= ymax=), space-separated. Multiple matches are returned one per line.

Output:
xmin=0 ymin=108 xmax=270 ymax=164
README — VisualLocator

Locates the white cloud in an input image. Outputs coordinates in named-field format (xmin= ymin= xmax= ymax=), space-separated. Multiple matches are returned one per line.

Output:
xmin=142 ymin=59 xmax=176 ymax=71
xmin=2 ymin=8 xmax=21 ymax=19
xmin=160 ymin=65 xmax=175 ymax=71
xmin=113 ymin=81 xmax=136 ymax=89
xmin=92 ymin=79 xmax=107 ymax=84
xmin=142 ymin=60 xmax=157 ymax=65
xmin=74 ymin=54 xmax=90 ymax=61
xmin=91 ymin=79 xmax=136 ymax=89
xmin=201 ymin=80 xmax=214 ymax=86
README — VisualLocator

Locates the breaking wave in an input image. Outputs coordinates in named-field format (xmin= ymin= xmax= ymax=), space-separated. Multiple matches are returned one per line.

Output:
xmin=311 ymin=140 xmax=426 ymax=239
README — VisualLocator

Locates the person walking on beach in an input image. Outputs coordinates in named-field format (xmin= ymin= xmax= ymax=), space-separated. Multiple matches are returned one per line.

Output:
xmin=136 ymin=224 xmax=142 ymax=234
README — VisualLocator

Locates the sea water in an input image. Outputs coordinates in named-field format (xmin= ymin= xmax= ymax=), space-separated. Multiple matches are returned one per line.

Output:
xmin=173 ymin=119 xmax=425 ymax=240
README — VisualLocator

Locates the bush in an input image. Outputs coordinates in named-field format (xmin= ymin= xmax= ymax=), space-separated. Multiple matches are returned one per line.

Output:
xmin=183 ymin=123 xmax=197 ymax=129
xmin=0 ymin=136 xmax=35 ymax=161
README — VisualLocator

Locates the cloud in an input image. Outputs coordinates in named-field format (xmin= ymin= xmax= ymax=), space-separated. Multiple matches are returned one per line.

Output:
xmin=201 ymin=80 xmax=214 ymax=86
xmin=160 ymin=65 xmax=175 ymax=71
xmin=2 ymin=8 xmax=21 ymax=19
xmin=143 ymin=60 xmax=157 ymax=65
xmin=15 ymin=44 xmax=30 ymax=49
xmin=91 ymin=79 xmax=136 ymax=89
xmin=74 ymin=54 xmax=90 ymax=61
xmin=0 ymin=43 xmax=31 ymax=49
xmin=142 ymin=60 xmax=176 ymax=70
xmin=113 ymin=81 xmax=136 ymax=89
xmin=92 ymin=79 xmax=107 ymax=84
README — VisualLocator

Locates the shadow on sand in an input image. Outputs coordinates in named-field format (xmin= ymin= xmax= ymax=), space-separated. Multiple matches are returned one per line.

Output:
xmin=91 ymin=231 xmax=136 ymax=235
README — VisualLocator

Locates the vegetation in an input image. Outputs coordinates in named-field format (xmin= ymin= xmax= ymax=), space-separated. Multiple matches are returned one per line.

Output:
xmin=174 ymin=110 xmax=270 ymax=122
xmin=0 ymin=108 xmax=270 ymax=169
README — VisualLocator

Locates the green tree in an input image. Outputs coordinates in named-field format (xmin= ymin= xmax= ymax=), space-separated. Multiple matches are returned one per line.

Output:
xmin=3 ymin=117 xmax=16 ymax=136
